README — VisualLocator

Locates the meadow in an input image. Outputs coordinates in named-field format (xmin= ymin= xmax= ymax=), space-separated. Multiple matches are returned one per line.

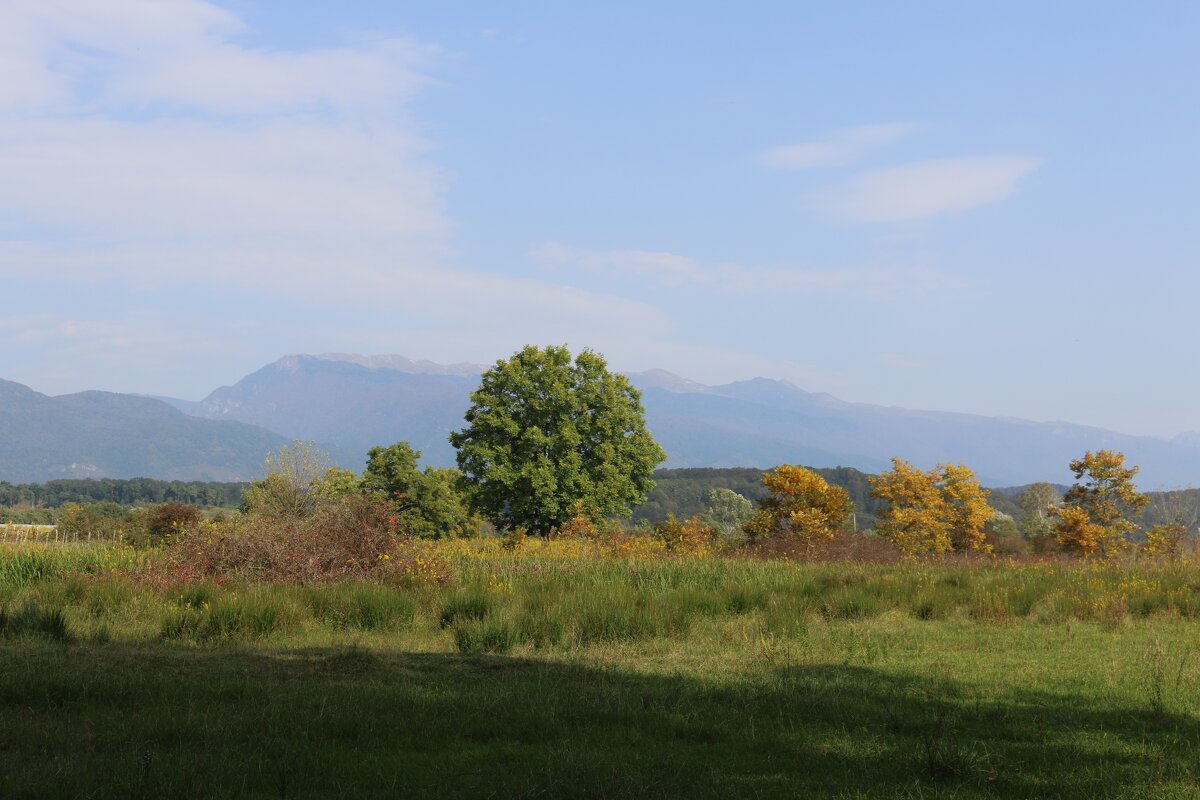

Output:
xmin=3 ymin=539 xmax=1200 ymax=798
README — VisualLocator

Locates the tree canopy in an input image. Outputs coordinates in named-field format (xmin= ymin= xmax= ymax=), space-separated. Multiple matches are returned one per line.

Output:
xmin=449 ymin=345 xmax=666 ymax=534
xmin=1050 ymin=449 xmax=1148 ymax=556
xmin=869 ymin=458 xmax=993 ymax=556
xmin=743 ymin=465 xmax=853 ymax=542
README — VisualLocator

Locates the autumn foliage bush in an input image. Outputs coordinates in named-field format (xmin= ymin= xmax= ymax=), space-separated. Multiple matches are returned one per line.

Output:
xmin=653 ymin=515 xmax=717 ymax=555
xmin=145 ymin=503 xmax=204 ymax=541
xmin=150 ymin=493 xmax=449 ymax=585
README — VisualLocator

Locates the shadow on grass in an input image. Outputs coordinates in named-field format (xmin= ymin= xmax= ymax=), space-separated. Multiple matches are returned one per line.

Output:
xmin=0 ymin=642 xmax=1197 ymax=799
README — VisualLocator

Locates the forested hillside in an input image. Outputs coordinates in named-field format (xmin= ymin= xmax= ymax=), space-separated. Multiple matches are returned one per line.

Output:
xmin=0 ymin=378 xmax=286 ymax=482
xmin=635 ymin=466 xmax=885 ymax=526
xmin=0 ymin=478 xmax=246 ymax=509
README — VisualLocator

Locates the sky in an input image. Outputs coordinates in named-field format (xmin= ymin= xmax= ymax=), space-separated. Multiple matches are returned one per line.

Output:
xmin=0 ymin=1 xmax=1197 ymax=438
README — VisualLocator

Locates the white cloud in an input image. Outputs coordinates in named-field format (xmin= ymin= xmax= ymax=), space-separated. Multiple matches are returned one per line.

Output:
xmin=826 ymin=156 xmax=1043 ymax=222
xmin=534 ymin=242 xmax=950 ymax=296
xmin=0 ymin=0 xmax=431 ymax=115
xmin=0 ymin=1 xmax=446 ymax=288
xmin=759 ymin=123 xmax=920 ymax=169
xmin=0 ymin=1 xmax=891 ymax=403
xmin=0 ymin=1 xmax=674 ymax=350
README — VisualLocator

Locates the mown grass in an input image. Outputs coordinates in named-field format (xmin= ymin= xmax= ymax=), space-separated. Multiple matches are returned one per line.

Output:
xmin=4 ymin=543 xmax=1200 ymax=797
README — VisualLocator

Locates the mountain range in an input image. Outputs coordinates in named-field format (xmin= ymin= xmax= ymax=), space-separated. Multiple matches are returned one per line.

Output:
xmin=4 ymin=351 xmax=1200 ymax=487
xmin=0 ymin=378 xmax=286 ymax=483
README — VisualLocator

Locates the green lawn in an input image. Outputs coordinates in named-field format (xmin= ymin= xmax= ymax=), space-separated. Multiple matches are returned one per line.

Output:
xmin=2 ymin=546 xmax=1200 ymax=798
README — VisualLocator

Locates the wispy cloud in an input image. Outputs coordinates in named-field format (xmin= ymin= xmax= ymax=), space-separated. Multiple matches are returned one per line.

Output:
xmin=0 ymin=1 xmax=432 ymax=114
xmin=0 ymin=1 xmax=445 ymax=289
xmin=534 ymin=242 xmax=950 ymax=296
xmin=824 ymin=156 xmax=1043 ymax=222
xmin=759 ymin=123 xmax=920 ymax=169
xmin=0 ymin=0 xmax=679 ymax=391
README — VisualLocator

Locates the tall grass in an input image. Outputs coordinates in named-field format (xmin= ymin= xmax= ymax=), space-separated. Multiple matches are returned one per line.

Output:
xmin=4 ymin=541 xmax=1200 ymax=648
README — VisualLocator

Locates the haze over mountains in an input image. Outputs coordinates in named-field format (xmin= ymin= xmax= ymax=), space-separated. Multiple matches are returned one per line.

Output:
xmin=4 ymin=352 xmax=1200 ymax=486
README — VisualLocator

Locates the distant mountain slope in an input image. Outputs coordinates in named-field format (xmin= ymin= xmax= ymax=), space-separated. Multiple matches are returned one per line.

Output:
xmin=170 ymin=353 xmax=1200 ymax=487
xmin=190 ymin=355 xmax=479 ymax=468
xmin=0 ymin=379 xmax=288 ymax=483
xmin=636 ymin=376 xmax=1200 ymax=487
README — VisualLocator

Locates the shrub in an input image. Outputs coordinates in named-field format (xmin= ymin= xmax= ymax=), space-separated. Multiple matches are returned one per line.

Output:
xmin=500 ymin=527 xmax=527 ymax=551
xmin=551 ymin=507 xmax=602 ymax=541
xmin=869 ymin=459 xmax=992 ymax=556
xmin=1051 ymin=450 xmax=1149 ymax=557
xmin=985 ymin=513 xmax=1030 ymax=555
xmin=144 ymin=503 xmax=204 ymax=542
xmin=1144 ymin=523 xmax=1186 ymax=560
xmin=151 ymin=492 xmax=412 ymax=585
xmin=653 ymin=515 xmax=716 ymax=556
xmin=702 ymin=488 xmax=753 ymax=541
xmin=57 ymin=502 xmax=134 ymax=541
xmin=362 ymin=442 xmax=483 ymax=537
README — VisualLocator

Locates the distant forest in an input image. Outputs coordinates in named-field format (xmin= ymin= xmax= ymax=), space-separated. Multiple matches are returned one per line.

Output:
xmin=2 ymin=470 xmax=1197 ymax=532
xmin=0 ymin=478 xmax=246 ymax=511
xmin=633 ymin=467 xmax=887 ymax=527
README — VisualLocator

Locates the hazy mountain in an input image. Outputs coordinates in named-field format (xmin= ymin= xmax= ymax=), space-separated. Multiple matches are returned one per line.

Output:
xmin=0 ymin=379 xmax=288 ymax=483
xmin=186 ymin=355 xmax=479 ymax=468
xmin=312 ymin=352 xmax=484 ymax=377
xmin=634 ymin=376 xmax=1200 ymax=487
xmin=167 ymin=353 xmax=1200 ymax=487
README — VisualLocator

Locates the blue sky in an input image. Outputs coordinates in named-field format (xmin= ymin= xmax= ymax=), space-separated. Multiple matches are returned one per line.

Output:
xmin=0 ymin=1 xmax=1197 ymax=437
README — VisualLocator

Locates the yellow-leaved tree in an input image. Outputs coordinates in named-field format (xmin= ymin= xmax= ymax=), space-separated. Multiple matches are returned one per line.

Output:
xmin=1050 ymin=449 xmax=1148 ymax=556
xmin=869 ymin=458 xmax=993 ymax=556
xmin=941 ymin=463 xmax=995 ymax=552
xmin=743 ymin=465 xmax=854 ymax=543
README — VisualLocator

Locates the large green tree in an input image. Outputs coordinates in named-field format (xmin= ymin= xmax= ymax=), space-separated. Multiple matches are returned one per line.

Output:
xmin=449 ymin=345 xmax=666 ymax=535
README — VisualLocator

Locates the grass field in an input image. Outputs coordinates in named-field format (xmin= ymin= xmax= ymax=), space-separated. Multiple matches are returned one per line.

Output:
xmin=3 ymin=541 xmax=1200 ymax=798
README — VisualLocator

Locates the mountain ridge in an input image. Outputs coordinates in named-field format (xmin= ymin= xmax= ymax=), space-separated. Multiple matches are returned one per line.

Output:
xmin=166 ymin=353 xmax=1200 ymax=487
xmin=0 ymin=379 xmax=289 ymax=483
xmin=6 ymin=352 xmax=1198 ymax=486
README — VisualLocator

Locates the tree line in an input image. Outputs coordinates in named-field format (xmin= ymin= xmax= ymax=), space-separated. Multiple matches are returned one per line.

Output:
xmin=0 ymin=478 xmax=245 ymax=518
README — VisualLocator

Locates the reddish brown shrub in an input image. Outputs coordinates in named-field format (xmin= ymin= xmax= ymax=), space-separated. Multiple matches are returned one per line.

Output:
xmin=145 ymin=503 xmax=204 ymax=540
xmin=146 ymin=494 xmax=449 ymax=586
